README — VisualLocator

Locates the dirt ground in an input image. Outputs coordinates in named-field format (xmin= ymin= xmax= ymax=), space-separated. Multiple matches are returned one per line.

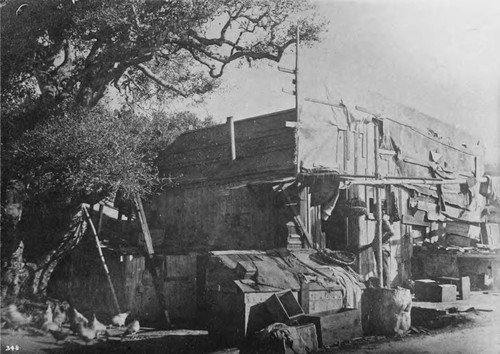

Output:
xmin=1 ymin=292 xmax=499 ymax=354
xmin=323 ymin=292 xmax=500 ymax=354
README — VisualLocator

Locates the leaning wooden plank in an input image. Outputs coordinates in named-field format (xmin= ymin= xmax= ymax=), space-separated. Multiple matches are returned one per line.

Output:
xmin=134 ymin=195 xmax=171 ymax=327
xmin=82 ymin=206 xmax=121 ymax=314
xmin=134 ymin=196 xmax=154 ymax=256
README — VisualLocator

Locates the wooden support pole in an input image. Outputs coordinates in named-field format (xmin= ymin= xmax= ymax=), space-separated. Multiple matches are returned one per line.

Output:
xmin=345 ymin=176 xmax=488 ymax=186
xmin=97 ymin=204 xmax=104 ymax=236
xmin=134 ymin=195 xmax=171 ymax=327
xmin=227 ymin=116 xmax=236 ymax=161
xmin=82 ymin=206 xmax=121 ymax=314
xmin=134 ymin=196 xmax=154 ymax=256
xmin=295 ymin=24 xmax=300 ymax=120
xmin=373 ymin=121 xmax=384 ymax=288
xmin=295 ymin=23 xmax=301 ymax=174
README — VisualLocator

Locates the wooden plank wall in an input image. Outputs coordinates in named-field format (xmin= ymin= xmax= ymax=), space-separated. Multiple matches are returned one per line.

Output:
xmin=49 ymin=244 xmax=200 ymax=323
xmin=48 ymin=240 xmax=129 ymax=319
xmin=149 ymin=183 xmax=287 ymax=253
xmin=157 ymin=109 xmax=297 ymax=185
xmin=115 ymin=253 xmax=200 ymax=322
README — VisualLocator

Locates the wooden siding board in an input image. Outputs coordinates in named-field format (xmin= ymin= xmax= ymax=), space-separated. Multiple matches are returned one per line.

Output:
xmin=161 ymin=132 xmax=295 ymax=169
xmin=166 ymin=109 xmax=296 ymax=152
xmin=152 ymin=184 xmax=285 ymax=253
xmin=157 ymin=109 xmax=297 ymax=185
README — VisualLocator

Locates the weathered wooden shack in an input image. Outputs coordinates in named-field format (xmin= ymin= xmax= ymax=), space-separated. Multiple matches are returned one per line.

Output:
xmin=49 ymin=94 xmax=494 ymax=326
xmin=149 ymin=96 xmax=486 ymax=289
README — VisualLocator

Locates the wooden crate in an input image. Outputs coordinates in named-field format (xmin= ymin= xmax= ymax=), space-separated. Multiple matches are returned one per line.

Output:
xmin=300 ymin=282 xmax=343 ymax=314
xmin=435 ymin=276 xmax=470 ymax=300
xmin=265 ymin=290 xmax=304 ymax=323
xmin=415 ymin=279 xmax=457 ymax=302
xmin=446 ymin=222 xmax=480 ymax=239
xmin=299 ymin=308 xmax=362 ymax=347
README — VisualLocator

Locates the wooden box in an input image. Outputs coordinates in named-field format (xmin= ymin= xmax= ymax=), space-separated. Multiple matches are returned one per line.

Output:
xmin=446 ymin=234 xmax=474 ymax=247
xmin=299 ymin=308 xmax=362 ymax=347
xmin=415 ymin=279 xmax=456 ymax=302
xmin=265 ymin=290 xmax=304 ymax=323
xmin=428 ymin=284 xmax=456 ymax=302
xmin=435 ymin=276 xmax=470 ymax=300
xmin=446 ymin=222 xmax=480 ymax=239
xmin=300 ymin=282 xmax=343 ymax=314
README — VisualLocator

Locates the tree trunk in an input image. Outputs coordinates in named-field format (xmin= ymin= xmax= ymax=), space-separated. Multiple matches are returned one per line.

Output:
xmin=1 ymin=180 xmax=27 ymax=301
xmin=77 ymin=61 xmax=127 ymax=107
xmin=1 ymin=202 xmax=88 ymax=300
xmin=29 ymin=207 xmax=88 ymax=297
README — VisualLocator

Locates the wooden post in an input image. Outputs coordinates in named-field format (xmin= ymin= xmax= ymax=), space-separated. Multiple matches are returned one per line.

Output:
xmin=97 ymin=204 xmax=104 ymax=236
xmin=82 ymin=206 xmax=121 ymax=314
xmin=134 ymin=196 xmax=154 ymax=256
xmin=227 ymin=116 xmax=236 ymax=160
xmin=373 ymin=120 xmax=384 ymax=287
xmin=295 ymin=23 xmax=300 ymax=174
xmin=134 ymin=195 xmax=171 ymax=327
xmin=295 ymin=24 xmax=299 ymax=121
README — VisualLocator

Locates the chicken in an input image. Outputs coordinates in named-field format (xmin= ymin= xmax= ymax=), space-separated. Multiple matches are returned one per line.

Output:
xmin=89 ymin=313 xmax=107 ymax=337
xmin=76 ymin=323 xmax=96 ymax=344
xmin=49 ymin=328 xmax=71 ymax=343
xmin=53 ymin=305 xmax=67 ymax=327
xmin=42 ymin=321 xmax=59 ymax=332
xmin=122 ymin=319 xmax=140 ymax=337
xmin=111 ymin=311 xmax=130 ymax=327
xmin=5 ymin=304 xmax=32 ymax=330
xmin=43 ymin=304 xmax=53 ymax=323
xmin=68 ymin=306 xmax=88 ymax=333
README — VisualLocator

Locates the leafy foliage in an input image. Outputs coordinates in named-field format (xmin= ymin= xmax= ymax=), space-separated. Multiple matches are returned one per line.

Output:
xmin=1 ymin=0 xmax=326 ymax=108
xmin=6 ymin=107 xmax=212 ymax=205
xmin=1 ymin=0 xmax=326 ymax=209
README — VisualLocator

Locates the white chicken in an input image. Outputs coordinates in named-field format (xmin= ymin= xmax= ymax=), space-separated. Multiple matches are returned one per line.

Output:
xmin=53 ymin=305 xmax=67 ymax=327
xmin=42 ymin=304 xmax=53 ymax=323
xmin=4 ymin=304 xmax=32 ymax=330
xmin=68 ymin=306 xmax=88 ymax=333
xmin=111 ymin=311 xmax=130 ymax=327
xmin=122 ymin=319 xmax=140 ymax=337
xmin=76 ymin=323 xmax=96 ymax=344
xmin=89 ymin=313 xmax=108 ymax=337
xmin=42 ymin=320 xmax=59 ymax=332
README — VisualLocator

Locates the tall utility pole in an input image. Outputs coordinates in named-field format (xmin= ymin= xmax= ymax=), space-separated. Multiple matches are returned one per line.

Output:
xmin=279 ymin=23 xmax=300 ymax=172
xmin=295 ymin=24 xmax=299 ymax=123
xmin=278 ymin=25 xmax=299 ymax=101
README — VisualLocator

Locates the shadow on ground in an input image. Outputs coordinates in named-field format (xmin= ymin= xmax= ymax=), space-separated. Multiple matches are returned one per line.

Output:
xmin=43 ymin=334 xmax=212 ymax=354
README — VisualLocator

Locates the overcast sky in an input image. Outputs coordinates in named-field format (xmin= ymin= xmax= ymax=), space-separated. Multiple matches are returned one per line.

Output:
xmin=178 ymin=0 xmax=500 ymax=164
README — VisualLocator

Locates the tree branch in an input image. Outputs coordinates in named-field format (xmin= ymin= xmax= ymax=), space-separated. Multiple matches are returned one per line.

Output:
xmin=134 ymin=63 xmax=188 ymax=97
